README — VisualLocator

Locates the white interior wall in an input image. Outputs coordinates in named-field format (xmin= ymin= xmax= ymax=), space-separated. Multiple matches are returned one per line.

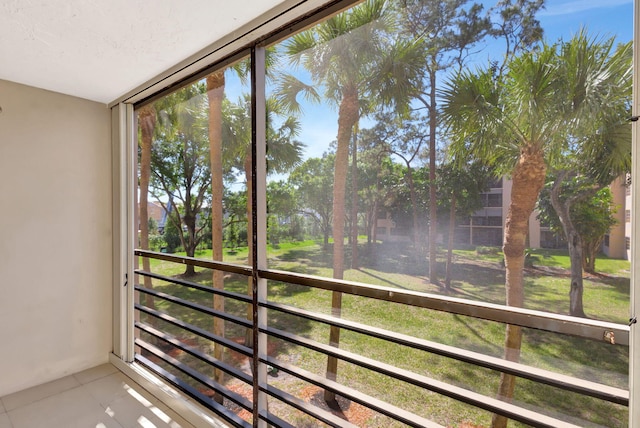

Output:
xmin=0 ymin=79 xmax=112 ymax=396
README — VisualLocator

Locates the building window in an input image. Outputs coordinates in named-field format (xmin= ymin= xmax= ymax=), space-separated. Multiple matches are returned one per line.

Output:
xmin=487 ymin=193 xmax=502 ymax=207
xmin=626 ymin=210 xmax=631 ymax=223
xmin=488 ymin=216 xmax=503 ymax=226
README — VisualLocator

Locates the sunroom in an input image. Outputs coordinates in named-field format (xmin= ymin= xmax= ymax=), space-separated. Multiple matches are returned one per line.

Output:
xmin=0 ymin=0 xmax=638 ymax=427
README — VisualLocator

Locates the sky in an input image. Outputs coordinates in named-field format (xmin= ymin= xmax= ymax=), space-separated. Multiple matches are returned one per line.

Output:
xmin=538 ymin=0 xmax=632 ymax=40
xmin=279 ymin=0 xmax=635 ymax=169
xmin=215 ymin=0 xmax=635 ymax=187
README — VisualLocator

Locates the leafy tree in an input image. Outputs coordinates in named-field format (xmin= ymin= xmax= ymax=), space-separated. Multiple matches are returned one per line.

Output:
xmin=223 ymin=189 xmax=248 ymax=247
xmin=288 ymin=155 xmax=335 ymax=247
xmin=574 ymin=190 xmax=619 ymax=274
xmin=146 ymin=217 xmax=165 ymax=252
xmin=364 ymin=112 xmax=428 ymax=253
xmin=267 ymin=180 xmax=299 ymax=243
xmin=398 ymin=0 xmax=493 ymax=284
xmin=162 ymin=214 xmax=183 ymax=253
xmin=150 ymin=84 xmax=211 ymax=276
xmin=488 ymin=0 xmax=545 ymax=77
xmin=539 ymin=180 xmax=620 ymax=272
xmin=441 ymin=31 xmax=630 ymax=428
xmin=437 ymin=161 xmax=492 ymax=288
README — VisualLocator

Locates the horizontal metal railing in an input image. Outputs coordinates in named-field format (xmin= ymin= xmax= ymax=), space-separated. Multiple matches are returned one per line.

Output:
xmin=133 ymin=249 xmax=630 ymax=427
xmin=264 ymin=301 xmax=628 ymax=405
xmin=261 ymin=268 xmax=630 ymax=346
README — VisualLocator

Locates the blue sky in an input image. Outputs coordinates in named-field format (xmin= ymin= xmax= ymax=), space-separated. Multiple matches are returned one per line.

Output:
xmin=278 ymin=0 xmax=635 ymax=168
xmin=538 ymin=0 xmax=632 ymax=41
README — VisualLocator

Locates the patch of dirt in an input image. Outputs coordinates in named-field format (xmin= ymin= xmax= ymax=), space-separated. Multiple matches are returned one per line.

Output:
xmin=224 ymin=383 xmax=254 ymax=422
xmin=299 ymin=385 xmax=374 ymax=426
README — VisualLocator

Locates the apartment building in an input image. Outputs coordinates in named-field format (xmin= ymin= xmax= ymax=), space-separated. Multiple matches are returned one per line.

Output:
xmin=456 ymin=176 xmax=630 ymax=260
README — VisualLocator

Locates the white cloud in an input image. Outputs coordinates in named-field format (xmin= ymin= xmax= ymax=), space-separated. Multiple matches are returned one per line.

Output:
xmin=540 ymin=0 xmax=631 ymax=16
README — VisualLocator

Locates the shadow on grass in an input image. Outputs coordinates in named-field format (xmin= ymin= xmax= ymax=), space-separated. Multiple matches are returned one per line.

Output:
xmin=355 ymin=268 xmax=409 ymax=289
xmin=275 ymin=246 xmax=333 ymax=268
xmin=276 ymin=241 xmax=430 ymax=276
xmin=445 ymin=261 xmax=506 ymax=304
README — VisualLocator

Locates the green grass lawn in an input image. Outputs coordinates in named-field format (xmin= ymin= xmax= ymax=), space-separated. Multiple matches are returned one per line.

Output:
xmin=138 ymin=241 xmax=630 ymax=427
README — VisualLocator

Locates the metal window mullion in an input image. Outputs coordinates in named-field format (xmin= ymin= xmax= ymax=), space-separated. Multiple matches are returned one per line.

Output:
xmin=251 ymin=45 xmax=269 ymax=428
xmin=629 ymin=0 xmax=640 ymax=425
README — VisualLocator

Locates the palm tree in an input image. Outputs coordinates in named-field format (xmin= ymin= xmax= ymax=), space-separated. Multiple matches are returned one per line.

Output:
xmin=205 ymin=53 xmax=302 ymax=395
xmin=224 ymin=94 xmax=305 ymax=347
xmin=441 ymin=31 xmax=631 ymax=428
xmin=138 ymin=104 xmax=157 ymax=309
xmin=278 ymin=0 xmax=423 ymax=401
xmin=206 ymin=71 xmax=226 ymax=395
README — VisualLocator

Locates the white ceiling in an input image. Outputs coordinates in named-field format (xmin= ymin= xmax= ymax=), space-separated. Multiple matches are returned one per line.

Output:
xmin=0 ymin=0 xmax=288 ymax=104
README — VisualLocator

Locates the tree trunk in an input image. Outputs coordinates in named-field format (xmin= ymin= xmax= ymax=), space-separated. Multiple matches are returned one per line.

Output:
xmin=549 ymin=171 xmax=586 ymax=318
xmin=428 ymin=69 xmax=438 ymax=284
xmin=244 ymin=159 xmax=255 ymax=346
xmin=326 ymin=84 xmax=359 ymax=404
xmin=206 ymin=71 xmax=226 ymax=400
xmin=351 ymin=129 xmax=359 ymax=269
xmin=567 ymin=233 xmax=586 ymax=317
xmin=138 ymin=105 xmax=156 ymax=309
xmin=491 ymin=148 xmax=546 ymax=428
xmin=372 ymin=177 xmax=380 ymax=259
xmin=182 ymin=209 xmax=198 ymax=276
xmin=583 ymin=238 xmax=601 ymax=273
xmin=405 ymin=163 xmax=420 ymax=254
xmin=445 ymin=194 xmax=456 ymax=290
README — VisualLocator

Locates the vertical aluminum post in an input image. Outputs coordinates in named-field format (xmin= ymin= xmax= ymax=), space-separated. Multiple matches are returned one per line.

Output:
xmin=111 ymin=102 xmax=136 ymax=363
xmin=630 ymin=0 xmax=640 ymax=425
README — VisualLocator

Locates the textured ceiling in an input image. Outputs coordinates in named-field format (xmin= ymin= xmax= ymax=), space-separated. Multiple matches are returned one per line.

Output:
xmin=0 ymin=0 xmax=288 ymax=104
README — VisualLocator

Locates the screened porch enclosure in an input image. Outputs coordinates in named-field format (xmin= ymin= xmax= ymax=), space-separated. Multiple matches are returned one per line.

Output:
xmin=124 ymin=0 xmax=638 ymax=427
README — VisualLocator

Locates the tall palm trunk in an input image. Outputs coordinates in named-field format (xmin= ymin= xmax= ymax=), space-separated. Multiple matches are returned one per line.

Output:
xmin=444 ymin=193 xmax=456 ymax=290
xmin=326 ymin=84 xmax=359 ymax=403
xmin=428 ymin=69 xmax=438 ymax=284
xmin=138 ymin=105 xmax=156 ymax=309
xmin=350 ymin=129 xmax=359 ymax=269
xmin=492 ymin=148 xmax=545 ymax=428
xmin=206 ymin=72 xmax=226 ymax=397
xmin=404 ymin=162 xmax=420 ymax=251
xmin=244 ymin=158 xmax=255 ymax=347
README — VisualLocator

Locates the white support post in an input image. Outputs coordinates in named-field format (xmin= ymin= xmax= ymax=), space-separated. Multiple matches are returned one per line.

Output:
xmin=111 ymin=102 xmax=136 ymax=363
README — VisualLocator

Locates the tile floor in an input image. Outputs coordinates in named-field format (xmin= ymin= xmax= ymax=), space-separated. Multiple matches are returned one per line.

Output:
xmin=0 ymin=364 xmax=196 ymax=428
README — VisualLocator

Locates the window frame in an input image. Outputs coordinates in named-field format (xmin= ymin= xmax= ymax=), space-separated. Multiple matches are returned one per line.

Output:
xmin=109 ymin=1 xmax=640 ymax=426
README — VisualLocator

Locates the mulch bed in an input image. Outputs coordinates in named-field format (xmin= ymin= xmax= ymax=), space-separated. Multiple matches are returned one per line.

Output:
xmin=299 ymin=385 xmax=374 ymax=426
